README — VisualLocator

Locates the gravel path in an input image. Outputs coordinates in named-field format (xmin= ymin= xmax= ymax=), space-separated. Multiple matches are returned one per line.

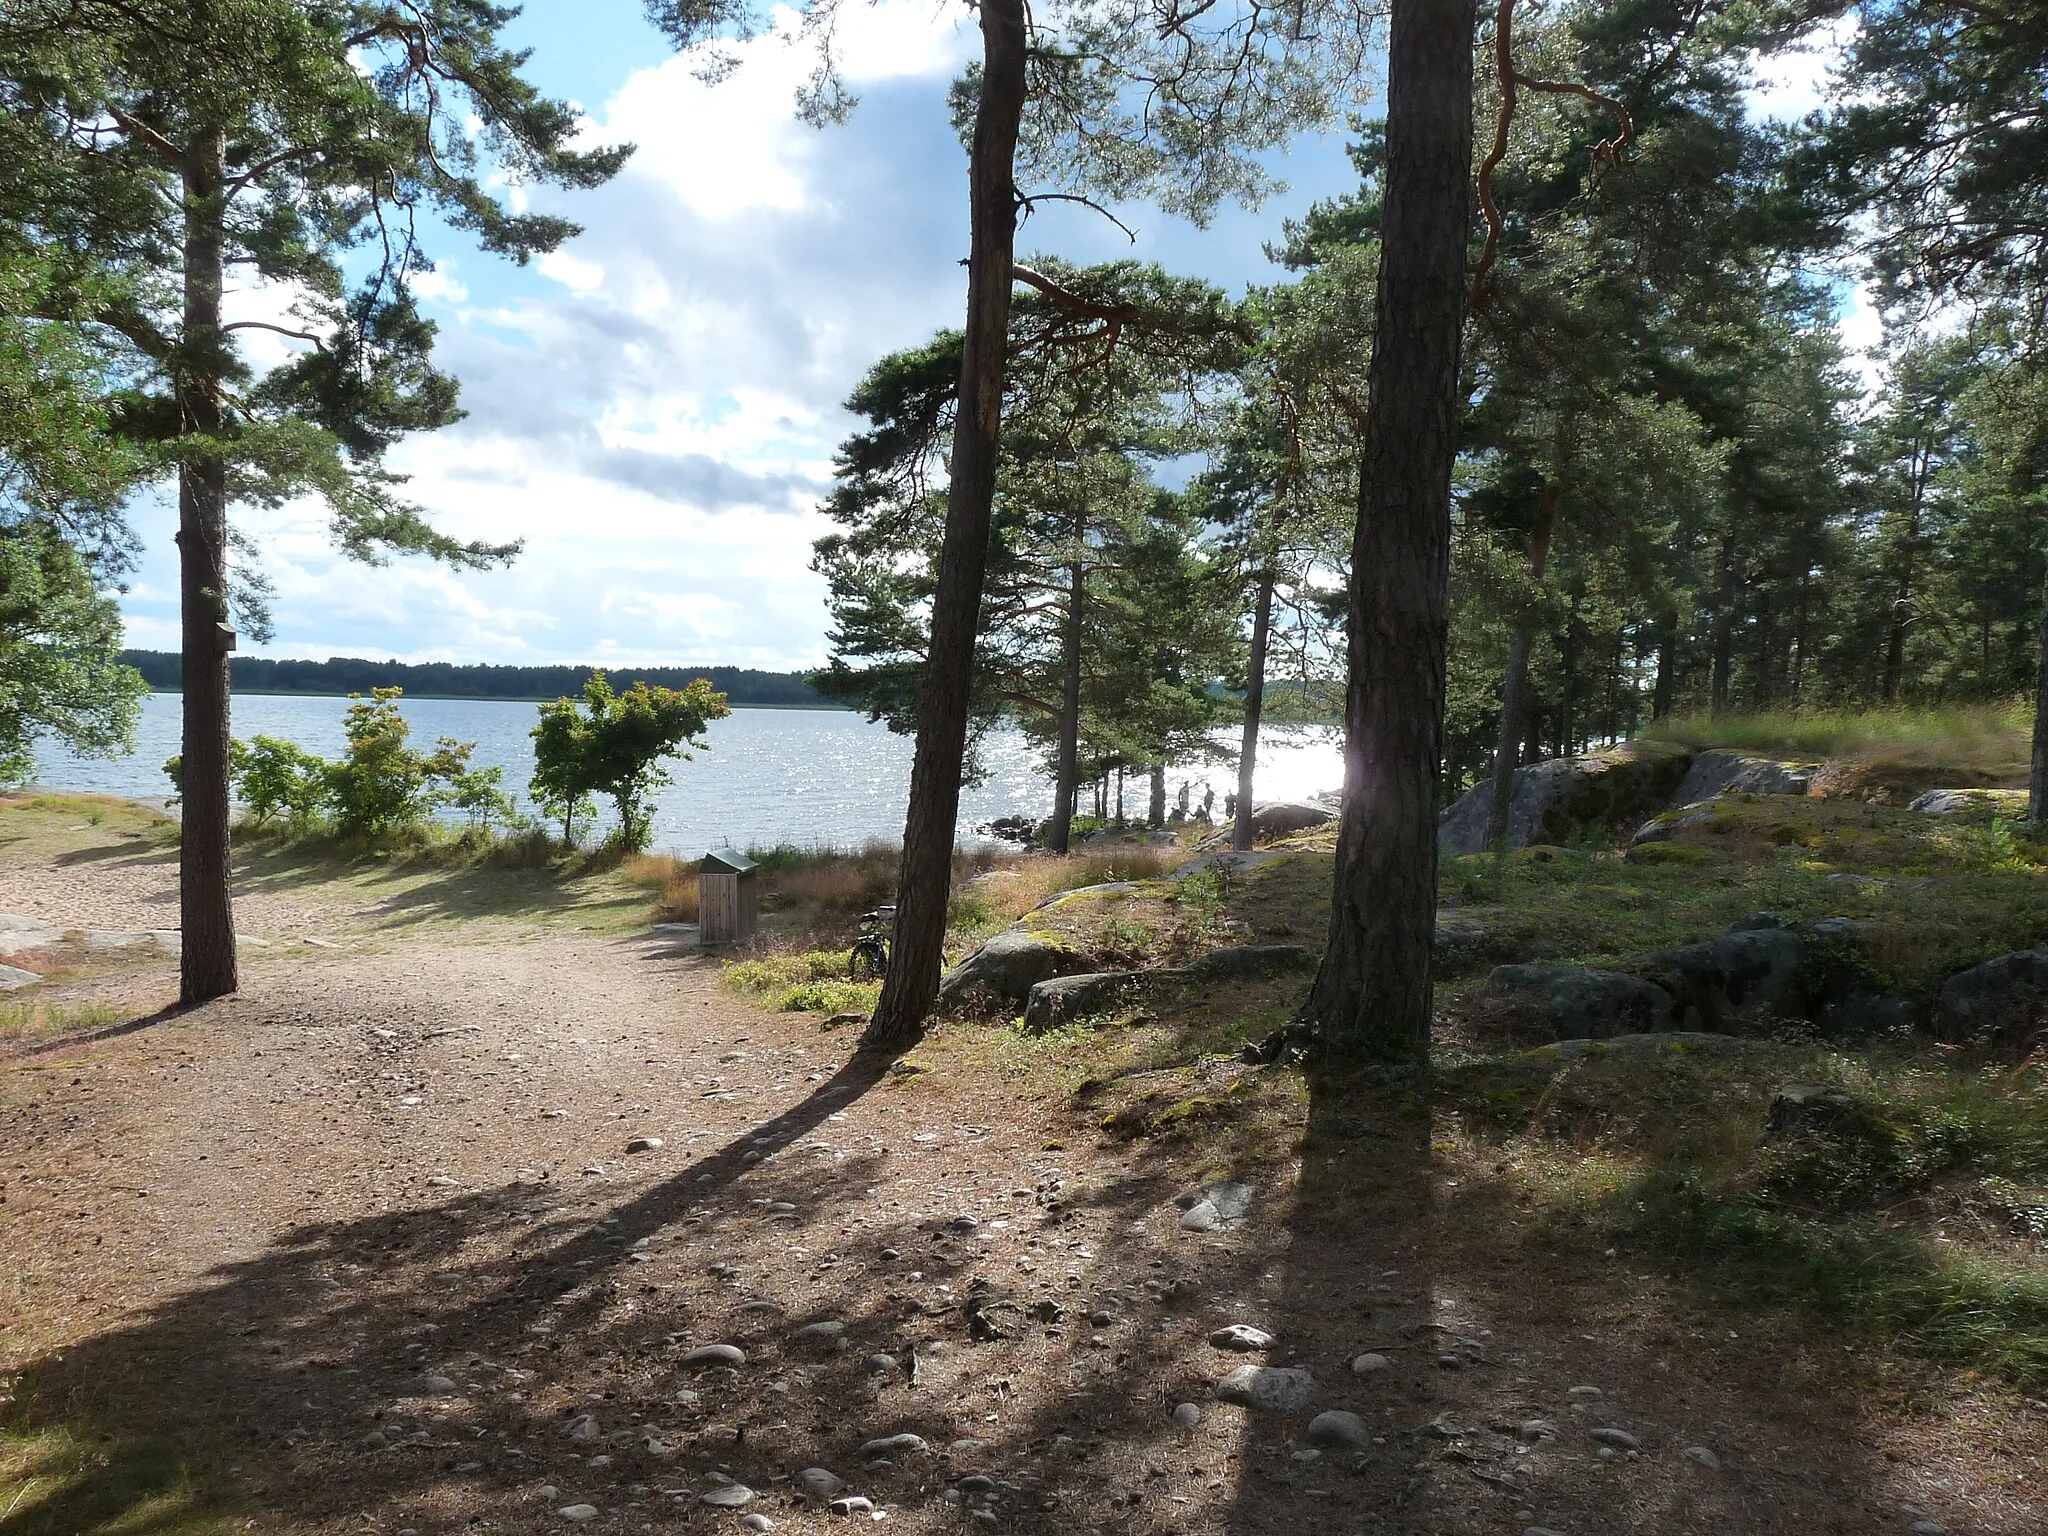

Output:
xmin=0 ymin=816 xmax=2040 ymax=1536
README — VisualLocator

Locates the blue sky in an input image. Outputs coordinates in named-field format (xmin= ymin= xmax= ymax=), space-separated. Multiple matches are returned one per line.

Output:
xmin=112 ymin=3 xmax=1858 ymax=672
xmin=111 ymin=0 xmax=1371 ymax=671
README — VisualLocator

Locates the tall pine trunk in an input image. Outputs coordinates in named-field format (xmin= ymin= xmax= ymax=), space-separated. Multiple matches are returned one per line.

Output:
xmin=2031 ymin=563 xmax=2048 ymax=823
xmin=1484 ymin=479 xmax=1561 ymax=850
xmin=862 ymin=0 xmax=1027 ymax=1053
xmin=1651 ymin=612 xmax=1678 ymax=720
xmin=1148 ymin=763 xmax=1165 ymax=828
xmin=178 ymin=134 xmax=237 ymax=1005
xmin=1047 ymin=553 xmax=1085 ymax=854
xmin=1709 ymin=529 xmax=1737 ymax=716
xmin=1302 ymin=0 xmax=1476 ymax=1064
xmin=1231 ymin=567 xmax=1275 ymax=852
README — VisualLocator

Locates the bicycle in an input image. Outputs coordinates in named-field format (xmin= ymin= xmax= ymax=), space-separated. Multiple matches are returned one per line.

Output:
xmin=849 ymin=905 xmax=894 ymax=980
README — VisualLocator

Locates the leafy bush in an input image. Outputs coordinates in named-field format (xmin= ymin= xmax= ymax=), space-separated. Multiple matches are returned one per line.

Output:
xmin=237 ymin=736 xmax=331 ymax=827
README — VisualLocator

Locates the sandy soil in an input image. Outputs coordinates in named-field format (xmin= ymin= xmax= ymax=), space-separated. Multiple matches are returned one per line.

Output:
xmin=1 ymin=817 xmax=2042 ymax=1536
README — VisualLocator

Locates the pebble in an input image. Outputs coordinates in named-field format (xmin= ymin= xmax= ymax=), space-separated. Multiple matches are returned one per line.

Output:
xmin=564 ymin=1414 xmax=601 ymax=1442
xmin=558 ymin=1506 xmax=598 ymax=1522
xmin=795 ymin=1468 xmax=846 ymax=1501
xmin=1214 ymin=1365 xmax=1316 ymax=1413
xmin=421 ymin=1374 xmax=458 ymax=1394
xmin=955 ymin=1475 xmax=995 ymax=1493
xmin=359 ymin=1430 xmax=387 ymax=1450
xmin=879 ymin=1248 xmax=901 ymax=1261
xmin=950 ymin=1214 xmax=980 ymax=1232
xmin=1909 ymin=1522 xmax=1950 ymax=1536
xmin=1590 ymin=1428 xmax=1639 ymax=1451
xmin=1684 ymin=1445 xmax=1720 ymax=1470
xmin=829 ymin=1496 xmax=875 ymax=1515
xmin=1435 ymin=1353 xmax=1463 ymax=1369
xmin=1089 ymin=1310 xmax=1115 ymax=1328
xmin=587 ymin=1455 xmax=612 ymax=1470
xmin=791 ymin=1321 xmax=845 ymax=1344
xmin=1171 ymin=1402 xmax=1202 ymax=1430
xmin=626 ymin=1136 xmax=664 ymax=1153
xmin=426 ymin=1176 xmax=459 ymax=1188
xmin=741 ymin=1518 xmax=776 ymax=1533
xmin=1523 ymin=1529 xmax=1566 ymax=1536
xmin=1302 ymin=1410 xmax=1369 ymax=1452
xmin=1208 ymin=1324 xmax=1275 ymax=1353
xmin=680 ymin=1344 xmax=747 ymax=1369
xmin=1518 ymin=1419 xmax=1557 ymax=1443
xmin=1567 ymin=1385 xmax=1603 ymax=1401
xmin=857 ymin=1433 xmax=928 ymax=1460
xmin=1350 ymin=1352 xmax=1391 ymax=1375
xmin=540 ymin=1486 xmax=560 ymax=1501
xmin=700 ymin=1485 xmax=754 ymax=1508
xmin=867 ymin=1353 xmax=899 ymax=1374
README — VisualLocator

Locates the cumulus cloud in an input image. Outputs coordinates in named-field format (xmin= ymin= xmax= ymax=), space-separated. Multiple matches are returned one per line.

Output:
xmin=116 ymin=0 xmax=1359 ymax=670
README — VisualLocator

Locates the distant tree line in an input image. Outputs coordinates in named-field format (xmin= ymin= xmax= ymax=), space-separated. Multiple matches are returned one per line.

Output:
xmin=119 ymin=652 xmax=834 ymax=709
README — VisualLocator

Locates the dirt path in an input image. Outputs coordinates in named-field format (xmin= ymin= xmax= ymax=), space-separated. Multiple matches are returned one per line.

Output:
xmin=2 ymin=823 xmax=2041 ymax=1536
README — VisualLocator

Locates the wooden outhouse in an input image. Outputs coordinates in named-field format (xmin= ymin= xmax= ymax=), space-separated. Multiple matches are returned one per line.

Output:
xmin=698 ymin=848 xmax=759 ymax=944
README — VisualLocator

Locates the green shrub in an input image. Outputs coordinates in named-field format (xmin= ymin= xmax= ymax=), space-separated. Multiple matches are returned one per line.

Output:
xmin=237 ymin=736 xmax=331 ymax=827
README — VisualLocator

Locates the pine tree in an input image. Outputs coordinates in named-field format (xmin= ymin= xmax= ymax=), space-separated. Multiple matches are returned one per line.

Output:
xmin=0 ymin=0 xmax=626 ymax=1000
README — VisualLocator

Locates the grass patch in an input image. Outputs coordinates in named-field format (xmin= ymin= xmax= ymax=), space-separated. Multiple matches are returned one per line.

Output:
xmin=723 ymin=948 xmax=880 ymax=1014
xmin=0 ymin=1427 xmax=244 ymax=1536
xmin=1647 ymin=699 xmax=2031 ymax=780
xmin=1441 ymin=1037 xmax=2048 ymax=1390
xmin=0 ymin=998 xmax=120 ymax=1046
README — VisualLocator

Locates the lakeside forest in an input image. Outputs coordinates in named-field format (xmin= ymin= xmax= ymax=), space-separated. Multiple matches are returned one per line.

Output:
xmin=6 ymin=3 xmax=2048 ymax=1536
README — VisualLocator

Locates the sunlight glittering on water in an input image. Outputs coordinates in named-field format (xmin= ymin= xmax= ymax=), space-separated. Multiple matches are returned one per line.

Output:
xmin=33 ymin=693 xmax=1344 ymax=853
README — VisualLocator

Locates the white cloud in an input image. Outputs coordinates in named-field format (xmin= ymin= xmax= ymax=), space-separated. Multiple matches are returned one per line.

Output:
xmin=115 ymin=0 xmax=1359 ymax=672
xmin=1746 ymin=14 xmax=1858 ymax=124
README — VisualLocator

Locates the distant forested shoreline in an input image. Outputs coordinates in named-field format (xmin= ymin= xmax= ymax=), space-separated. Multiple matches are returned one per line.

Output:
xmin=119 ymin=651 xmax=838 ymax=708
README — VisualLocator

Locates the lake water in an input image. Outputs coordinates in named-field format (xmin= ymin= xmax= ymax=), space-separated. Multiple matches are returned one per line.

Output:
xmin=32 ymin=693 xmax=1345 ymax=854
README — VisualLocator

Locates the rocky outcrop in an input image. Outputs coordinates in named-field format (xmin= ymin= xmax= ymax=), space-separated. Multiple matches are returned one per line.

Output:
xmin=1635 ymin=923 xmax=1806 ymax=1030
xmin=939 ymin=928 xmax=1087 ymax=1006
xmin=1671 ymin=750 xmax=1814 ymax=806
xmin=1907 ymin=787 xmax=2028 ymax=816
xmin=1437 ymin=745 xmax=1693 ymax=856
xmin=1485 ymin=964 xmax=1679 ymax=1038
xmin=1185 ymin=943 xmax=1315 ymax=980
xmin=1022 ymin=971 xmax=1149 ymax=1031
xmin=1934 ymin=949 xmax=2048 ymax=1054
xmin=1021 ymin=943 xmax=1316 ymax=1031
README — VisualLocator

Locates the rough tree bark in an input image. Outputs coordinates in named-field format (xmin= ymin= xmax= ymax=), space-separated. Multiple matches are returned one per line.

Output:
xmin=2031 ymin=565 xmax=2048 ymax=823
xmin=1301 ymin=0 xmax=1477 ymax=1064
xmin=1651 ymin=612 xmax=1678 ymax=720
xmin=1048 ymin=551 xmax=1085 ymax=854
xmin=1484 ymin=478 xmax=1560 ymax=850
xmin=178 ymin=132 xmax=238 ymax=1005
xmin=1148 ymin=763 xmax=1166 ymax=827
xmin=861 ymin=0 xmax=1027 ymax=1053
xmin=1231 ymin=567 xmax=1276 ymax=852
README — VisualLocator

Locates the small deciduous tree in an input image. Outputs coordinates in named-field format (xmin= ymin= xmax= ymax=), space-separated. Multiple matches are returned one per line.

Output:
xmin=529 ymin=672 xmax=730 ymax=853
xmin=0 ymin=516 xmax=146 ymax=782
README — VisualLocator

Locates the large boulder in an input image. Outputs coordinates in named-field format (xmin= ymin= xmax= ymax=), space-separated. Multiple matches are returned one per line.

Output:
xmin=1635 ymin=925 xmax=1805 ymax=1030
xmin=1485 ymin=963 xmax=1679 ymax=1039
xmin=1437 ymin=745 xmax=1693 ymax=856
xmin=1022 ymin=971 xmax=1152 ymax=1032
xmin=1247 ymin=802 xmax=1336 ymax=841
xmin=1934 ymin=949 xmax=2048 ymax=1054
xmin=939 ymin=928 xmax=1087 ymax=1006
xmin=1671 ymin=750 xmax=1814 ymax=806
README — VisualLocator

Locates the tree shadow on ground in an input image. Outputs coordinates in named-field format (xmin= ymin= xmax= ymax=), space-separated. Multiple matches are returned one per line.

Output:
xmin=0 ymin=979 xmax=1966 ymax=1536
